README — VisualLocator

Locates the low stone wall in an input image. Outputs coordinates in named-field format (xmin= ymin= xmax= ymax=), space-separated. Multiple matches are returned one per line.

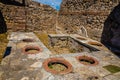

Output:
xmin=48 ymin=34 xmax=99 ymax=54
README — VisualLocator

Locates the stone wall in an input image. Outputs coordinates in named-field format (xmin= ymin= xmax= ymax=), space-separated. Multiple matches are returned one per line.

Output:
xmin=48 ymin=34 xmax=99 ymax=54
xmin=0 ymin=0 xmax=57 ymax=33
xmin=59 ymin=0 xmax=119 ymax=41
xmin=26 ymin=2 xmax=57 ymax=33
xmin=1 ymin=5 xmax=26 ymax=31
xmin=0 ymin=0 xmax=119 ymax=41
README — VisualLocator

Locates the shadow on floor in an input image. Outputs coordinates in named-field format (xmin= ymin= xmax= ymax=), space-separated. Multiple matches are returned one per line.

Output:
xmin=3 ymin=47 xmax=12 ymax=58
xmin=101 ymin=3 xmax=120 ymax=57
xmin=0 ymin=0 xmax=26 ymax=6
xmin=0 ymin=10 xmax=7 ymax=34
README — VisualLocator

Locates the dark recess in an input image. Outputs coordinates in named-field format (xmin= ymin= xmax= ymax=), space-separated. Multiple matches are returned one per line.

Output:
xmin=3 ymin=47 xmax=12 ymax=58
xmin=0 ymin=0 xmax=26 ymax=6
xmin=0 ymin=10 xmax=7 ymax=34
xmin=101 ymin=3 xmax=120 ymax=57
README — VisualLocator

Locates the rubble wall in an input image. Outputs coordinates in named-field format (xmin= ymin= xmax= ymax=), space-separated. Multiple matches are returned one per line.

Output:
xmin=0 ymin=0 xmax=119 ymax=41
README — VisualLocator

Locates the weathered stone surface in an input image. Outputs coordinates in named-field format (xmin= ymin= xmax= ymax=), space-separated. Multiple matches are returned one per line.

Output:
xmin=0 ymin=0 xmax=57 ymax=33
xmin=59 ymin=0 xmax=118 ymax=41
xmin=0 ymin=0 xmax=119 ymax=39
xmin=0 ymin=0 xmax=120 ymax=53
xmin=0 ymin=33 xmax=120 ymax=80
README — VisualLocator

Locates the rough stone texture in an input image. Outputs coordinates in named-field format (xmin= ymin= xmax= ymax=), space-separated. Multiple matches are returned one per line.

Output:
xmin=0 ymin=0 xmax=120 ymax=53
xmin=0 ymin=0 xmax=57 ymax=33
xmin=0 ymin=0 xmax=120 ymax=79
xmin=26 ymin=4 xmax=57 ymax=33
xmin=59 ymin=0 xmax=119 ymax=41
xmin=48 ymin=35 xmax=98 ymax=54
xmin=0 ymin=32 xmax=120 ymax=80
xmin=0 ymin=0 xmax=119 ymax=39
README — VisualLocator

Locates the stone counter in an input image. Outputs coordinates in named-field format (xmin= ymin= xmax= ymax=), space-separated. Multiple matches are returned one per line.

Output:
xmin=0 ymin=33 xmax=120 ymax=80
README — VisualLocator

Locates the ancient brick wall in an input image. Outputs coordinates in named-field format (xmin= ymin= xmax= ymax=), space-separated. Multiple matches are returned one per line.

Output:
xmin=59 ymin=0 xmax=119 ymax=41
xmin=0 ymin=1 xmax=57 ymax=33
xmin=0 ymin=0 xmax=119 ymax=41
xmin=1 ymin=5 xmax=26 ymax=31
xmin=25 ymin=1 xmax=57 ymax=33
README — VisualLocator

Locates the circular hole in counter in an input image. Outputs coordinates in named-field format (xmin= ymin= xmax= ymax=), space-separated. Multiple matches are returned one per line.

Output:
xmin=76 ymin=55 xmax=99 ymax=66
xmin=22 ymin=38 xmax=35 ymax=42
xmin=23 ymin=45 xmax=42 ymax=54
xmin=43 ymin=58 xmax=73 ymax=74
